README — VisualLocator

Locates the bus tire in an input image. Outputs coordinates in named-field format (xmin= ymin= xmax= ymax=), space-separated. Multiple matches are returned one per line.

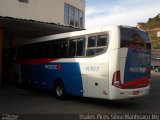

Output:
xmin=55 ymin=81 xmax=66 ymax=99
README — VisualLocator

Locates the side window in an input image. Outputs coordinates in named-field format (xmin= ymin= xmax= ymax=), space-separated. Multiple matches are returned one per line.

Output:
xmin=97 ymin=35 xmax=108 ymax=47
xmin=59 ymin=40 xmax=68 ymax=57
xmin=51 ymin=39 xmax=68 ymax=58
xmin=77 ymin=38 xmax=85 ymax=56
xmin=87 ymin=34 xmax=108 ymax=56
xmin=68 ymin=37 xmax=85 ymax=57
xmin=17 ymin=45 xmax=37 ymax=59
xmin=52 ymin=41 xmax=60 ymax=58
xmin=36 ymin=42 xmax=51 ymax=58
xmin=37 ymin=44 xmax=44 ymax=58
xmin=87 ymin=36 xmax=97 ymax=56
xmin=68 ymin=39 xmax=76 ymax=57
xmin=88 ymin=36 xmax=96 ymax=47
xmin=29 ymin=44 xmax=37 ymax=59
xmin=43 ymin=42 xmax=51 ymax=58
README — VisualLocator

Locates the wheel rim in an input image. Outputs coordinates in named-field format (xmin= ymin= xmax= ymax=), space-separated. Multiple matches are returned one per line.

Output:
xmin=56 ymin=85 xmax=63 ymax=97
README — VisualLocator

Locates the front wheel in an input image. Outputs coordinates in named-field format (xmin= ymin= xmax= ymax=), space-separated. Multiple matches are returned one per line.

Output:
xmin=55 ymin=81 xmax=66 ymax=99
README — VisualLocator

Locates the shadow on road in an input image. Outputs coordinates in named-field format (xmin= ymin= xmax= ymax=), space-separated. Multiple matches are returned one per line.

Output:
xmin=0 ymin=74 xmax=159 ymax=113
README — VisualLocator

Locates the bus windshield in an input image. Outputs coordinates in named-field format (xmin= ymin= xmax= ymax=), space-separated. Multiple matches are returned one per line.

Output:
xmin=120 ymin=27 xmax=151 ymax=50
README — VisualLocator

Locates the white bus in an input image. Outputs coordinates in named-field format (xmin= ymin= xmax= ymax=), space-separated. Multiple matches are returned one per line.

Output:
xmin=13 ymin=26 xmax=151 ymax=100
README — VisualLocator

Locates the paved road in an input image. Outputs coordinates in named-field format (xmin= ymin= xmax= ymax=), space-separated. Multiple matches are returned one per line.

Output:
xmin=0 ymin=74 xmax=159 ymax=119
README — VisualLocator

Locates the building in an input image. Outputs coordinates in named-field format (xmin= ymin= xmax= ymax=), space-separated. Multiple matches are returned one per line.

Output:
xmin=158 ymin=31 xmax=160 ymax=38
xmin=151 ymin=49 xmax=160 ymax=68
xmin=0 ymin=0 xmax=85 ymax=29
xmin=0 ymin=0 xmax=85 ymax=87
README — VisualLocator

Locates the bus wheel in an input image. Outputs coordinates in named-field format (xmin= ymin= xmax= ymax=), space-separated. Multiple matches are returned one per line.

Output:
xmin=55 ymin=81 xmax=66 ymax=99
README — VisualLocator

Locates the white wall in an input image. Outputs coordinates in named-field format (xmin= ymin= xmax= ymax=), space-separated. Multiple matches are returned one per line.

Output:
xmin=0 ymin=0 xmax=85 ymax=25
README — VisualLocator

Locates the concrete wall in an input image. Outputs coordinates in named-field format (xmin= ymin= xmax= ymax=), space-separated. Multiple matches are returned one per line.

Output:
xmin=0 ymin=0 xmax=85 ymax=25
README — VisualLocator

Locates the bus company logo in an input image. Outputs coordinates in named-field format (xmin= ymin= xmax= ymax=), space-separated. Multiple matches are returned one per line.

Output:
xmin=130 ymin=67 xmax=148 ymax=73
xmin=57 ymin=64 xmax=61 ymax=72
xmin=137 ymin=53 xmax=150 ymax=59
xmin=45 ymin=64 xmax=61 ymax=71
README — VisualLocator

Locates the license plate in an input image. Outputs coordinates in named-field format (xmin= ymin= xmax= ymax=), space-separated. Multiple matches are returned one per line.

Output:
xmin=133 ymin=91 xmax=139 ymax=95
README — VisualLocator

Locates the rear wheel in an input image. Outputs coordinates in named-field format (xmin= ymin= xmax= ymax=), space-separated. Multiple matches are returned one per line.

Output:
xmin=55 ymin=81 xmax=66 ymax=99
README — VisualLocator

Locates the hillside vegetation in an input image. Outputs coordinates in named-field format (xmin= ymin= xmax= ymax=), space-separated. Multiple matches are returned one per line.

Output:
xmin=138 ymin=14 xmax=160 ymax=49
xmin=138 ymin=14 xmax=160 ymax=29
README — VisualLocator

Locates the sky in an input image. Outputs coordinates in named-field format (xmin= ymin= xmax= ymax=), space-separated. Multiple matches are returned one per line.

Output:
xmin=85 ymin=0 xmax=160 ymax=29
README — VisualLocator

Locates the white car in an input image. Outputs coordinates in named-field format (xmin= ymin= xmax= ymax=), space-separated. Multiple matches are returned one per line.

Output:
xmin=155 ymin=67 xmax=160 ymax=72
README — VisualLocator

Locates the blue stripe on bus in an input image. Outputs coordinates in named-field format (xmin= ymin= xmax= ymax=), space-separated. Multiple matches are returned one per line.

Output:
xmin=21 ymin=62 xmax=83 ymax=97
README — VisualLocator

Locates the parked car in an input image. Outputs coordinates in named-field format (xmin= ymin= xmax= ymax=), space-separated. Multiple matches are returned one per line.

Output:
xmin=154 ymin=67 xmax=160 ymax=72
